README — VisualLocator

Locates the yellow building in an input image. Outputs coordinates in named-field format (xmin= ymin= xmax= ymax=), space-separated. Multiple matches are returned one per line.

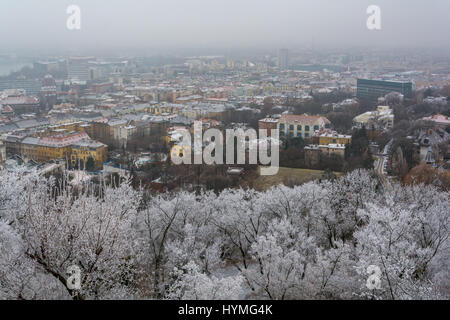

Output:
xmin=37 ymin=144 xmax=72 ymax=162
xmin=70 ymin=140 xmax=107 ymax=170
xmin=18 ymin=132 xmax=107 ymax=170
xmin=48 ymin=121 xmax=87 ymax=134
xmin=314 ymin=130 xmax=352 ymax=145
xmin=149 ymin=103 xmax=182 ymax=115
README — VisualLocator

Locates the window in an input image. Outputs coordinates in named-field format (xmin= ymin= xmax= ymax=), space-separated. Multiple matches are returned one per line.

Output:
xmin=314 ymin=125 xmax=319 ymax=131
xmin=297 ymin=125 xmax=302 ymax=131
xmin=289 ymin=124 xmax=294 ymax=130
xmin=305 ymin=125 xmax=310 ymax=131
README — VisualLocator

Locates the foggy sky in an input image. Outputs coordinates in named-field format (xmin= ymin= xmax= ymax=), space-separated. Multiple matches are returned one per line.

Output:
xmin=0 ymin=0 xmax=449 ymax=54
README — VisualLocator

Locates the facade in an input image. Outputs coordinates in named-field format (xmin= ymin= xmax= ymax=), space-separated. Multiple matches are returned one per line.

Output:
xmin=317 ymin=144 xmax=346 ymax=157
xmin=0 ymin=141 xmax=5 ymax=165
xmin=258 ymin=118 xmax=279 ymax=137
xmin=89 ymin=120 xmax=114 ymax=146
xmin=304 ymin=145 xmax=321 ymax=167
xmin=91 ymin=82 xmax=113 ymax=94
xmin=421 ymin=114 xmax=450 ymax=128
xmin=304 ymin=143 xmax=346 ymax=167
xmin=278 ymin=114 xmax=330 ymax=138
xmin=0 ymin=91 xmax=40 ymax=114
xmin=357 ymin=79 xmax=412 ymax=101
xmin=68 ymin=57 xmax=94 ymax=82
xmin=0 ymin=135 xmax=23 ymax=156
xmin=21 ymin=132 xmax=90 ymax=162
xmin=71 ymin=140 xmax=107 ymax=170
xmin=115 ymin=125 xmax=137 ymax=148
xmin=88 ymin=118 xmax=153 ymax=149
xmin=0 ymin=104 xmax=14 ymax=117
xmin=423 ymin=96 xmax=447 ymax=105
xmin=41 ymin=75 xmax=57 ymax=108
xmin=177 ymin=103 xmax=233 ymax=121
xmin=278 ymin=49 xmax=289 ymax=71
xmin=2 ymin=132 xmax=107 ymax=170
xmin=0 ymin=79 xmax=42 ymax=95
xmin=353 ymin=106 xmax=394 ymax=130
xmin=312 ymin=129 xmax=352 ymax=145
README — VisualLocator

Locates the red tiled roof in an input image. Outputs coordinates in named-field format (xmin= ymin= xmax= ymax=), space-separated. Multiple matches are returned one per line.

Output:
xmin=422 ymin=114 xmax=450 ymax=125
xmin=40 ymin=132 xmax=90 ymax=147
xmin=1 ymin=105 xmax=13 ymax=113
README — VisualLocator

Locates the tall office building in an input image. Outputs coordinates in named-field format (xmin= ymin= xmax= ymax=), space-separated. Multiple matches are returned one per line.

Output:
xmin=357 ymin=79 xmax=413 ymax=102
xmin=40 ymin=75 xmax=57 ymax=108
xmin=278 ymin=48 xmax=289 ymax=71
xmin=68 ymin=57 xmax=95 ymax=82
xmin=0 ymin=79 xmax=42 ymax=95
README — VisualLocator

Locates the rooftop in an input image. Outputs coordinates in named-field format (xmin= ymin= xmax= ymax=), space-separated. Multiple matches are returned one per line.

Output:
xmin=280 ymin=114 xmax=331 ymax=125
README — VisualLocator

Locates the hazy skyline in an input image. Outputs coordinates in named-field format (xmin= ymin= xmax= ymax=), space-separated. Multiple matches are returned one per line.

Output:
xmin=0 ymin=0 xmax=449 ymax=54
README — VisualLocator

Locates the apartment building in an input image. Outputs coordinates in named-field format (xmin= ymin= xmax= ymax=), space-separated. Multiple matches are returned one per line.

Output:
xmin=1 ymin=131 xmax=107 ymax=170
xmin=71 ymin=140 xmax=107 ymax=170
xmin=258 ymin=117 xmax=279 ymax=137
xmin=353 ymin=105 xmax=394 ymax=130
xmin=304 ymin=143 xmax=346 ymax=167
xmin=278 ymin=114 xmax=330 ymax=138
xmin=312 ymin=129 xmax=352 ymax=145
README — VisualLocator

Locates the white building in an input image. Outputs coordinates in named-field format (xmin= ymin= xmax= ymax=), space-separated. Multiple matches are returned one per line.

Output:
xmin=0 ymin=140 xmax=6 ymax=165
xmin=353 ymin=105 xmax=394 ymax=130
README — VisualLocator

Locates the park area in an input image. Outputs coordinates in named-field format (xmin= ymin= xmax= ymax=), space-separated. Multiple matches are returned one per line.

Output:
xmin=252 ymin=166 xmax=343 ymax=191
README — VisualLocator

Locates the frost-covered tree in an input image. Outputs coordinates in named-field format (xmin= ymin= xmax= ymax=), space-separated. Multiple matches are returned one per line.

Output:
xmin=243 ymin=218 xmax=355 ymax=299
xmin=1 ymin=172 xmax=141 ymax=299
xmin=23 ymin=175 xmax=141 ymax=299
xmin=243 ymin=218 xmax=316 ymax=299
xmin=211 ymin=189 xmax=271 ymax=271
xmin=166 ymin=261 xmax=244 ymax=300
xmin=354 ymin=187 xmax=449 ymax=299
xmin=0 ymin=167 xmax=448 ymax=300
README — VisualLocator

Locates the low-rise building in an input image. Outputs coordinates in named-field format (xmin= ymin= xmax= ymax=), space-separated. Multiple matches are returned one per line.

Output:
xmin=71 ymin=140 xmax=108 ymax=170
xmin=304 ymin=143 xmax=346 ymax=167
xmin=1 ymin=131 xmax=108 ymax=170
xmin=353 ymin=105 xmax=394 ymax=130
xmin=278 ymin=114 xmax=330 ymax=138
xmin=258 ymin=117 xmax=279 ymax=137
xmin=305 ymin=143 xmax=346 ymax=157
xmin=312 ymin=129 xmax=352 ymax=145
xmin=421 ymin=114 xmax=450 ymax=128
xmin=423 ymin=96 xmax=447 ymax=105
xmin=0 ymin=90 xmax=40 ymax=114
